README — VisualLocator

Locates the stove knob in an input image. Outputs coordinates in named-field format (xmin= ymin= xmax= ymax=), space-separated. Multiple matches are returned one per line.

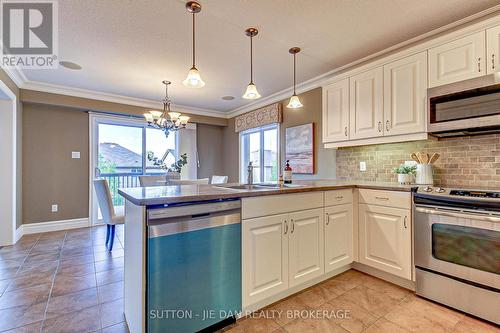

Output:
xmin=435 ymin=187 xmax=445 ymax=193
xmin=423 ymin=186 xmax=433 ymax=192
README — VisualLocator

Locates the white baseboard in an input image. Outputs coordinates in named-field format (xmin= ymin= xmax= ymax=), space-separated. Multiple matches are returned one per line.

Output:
xmin=15 ymin=226 xmax=23 ymax=243
xmin=16 ymin=218 xmax=90 ymax=241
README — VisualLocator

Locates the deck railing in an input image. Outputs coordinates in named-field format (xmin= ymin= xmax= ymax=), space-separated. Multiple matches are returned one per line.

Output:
xmin=100 ymin=173 xmax=161 ymax=206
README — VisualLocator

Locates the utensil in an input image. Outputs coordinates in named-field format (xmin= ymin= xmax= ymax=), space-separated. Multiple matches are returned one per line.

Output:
xmin=411 ymin=153 xmax=421 ymax=164
xmin=428 ymin=153 xmax=440 ymax=164
xmin=417 ymin=152 xmax=429 ymax=164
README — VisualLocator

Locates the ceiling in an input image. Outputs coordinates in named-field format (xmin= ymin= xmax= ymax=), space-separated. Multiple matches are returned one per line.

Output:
xmin=21 ymin=0 xmax=499 ymax=114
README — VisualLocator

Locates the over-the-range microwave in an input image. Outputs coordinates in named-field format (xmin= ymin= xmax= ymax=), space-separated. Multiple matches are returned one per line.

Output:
xmin=428 ymin=73 xmax=500 ymax=137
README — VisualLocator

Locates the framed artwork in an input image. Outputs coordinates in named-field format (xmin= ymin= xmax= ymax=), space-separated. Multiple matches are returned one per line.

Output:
xmin=285 ymin=123 xmax=314 ymax=174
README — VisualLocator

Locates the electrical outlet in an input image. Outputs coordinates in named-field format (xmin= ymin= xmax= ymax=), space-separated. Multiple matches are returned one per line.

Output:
xmin=51 ymin=204 xmax=58 ymax=213
xmin=71 ymin=151 xmax=81 ymax=159
xmin=360 ymin=161 xmax=367 ymax=171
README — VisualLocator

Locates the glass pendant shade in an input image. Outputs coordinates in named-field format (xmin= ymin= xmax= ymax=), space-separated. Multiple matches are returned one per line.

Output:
xmin=183 ymin=67 xmax=205 ymax=88
xmin=287 ymin=94 xmax=303 ymax=108
xmin=242 ymin=83 xmax=261 ymax=99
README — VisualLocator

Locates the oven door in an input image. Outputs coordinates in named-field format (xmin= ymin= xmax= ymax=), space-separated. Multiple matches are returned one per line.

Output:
xmin=414 ymin=205 xmax=500 ymax=289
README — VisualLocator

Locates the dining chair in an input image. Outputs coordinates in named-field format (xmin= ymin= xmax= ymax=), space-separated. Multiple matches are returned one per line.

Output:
xmin=139 ymin=175 xmax=167 ymax=187
xmin=211 ymin=175 xmax=229 ymax=184
xmin=169 ymin=178 xmax=210 ymax=185
xmin=93 ymin=179 xmax=124 ymax=251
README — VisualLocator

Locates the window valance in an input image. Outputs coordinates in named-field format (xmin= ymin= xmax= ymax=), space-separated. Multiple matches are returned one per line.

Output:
xmin=234 ymin=103 xmax=283 ymax=132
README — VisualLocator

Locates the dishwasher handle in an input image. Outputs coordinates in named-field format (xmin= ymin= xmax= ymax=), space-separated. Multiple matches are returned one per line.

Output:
xmin=148 ymin=199 xmax=241 ymax=220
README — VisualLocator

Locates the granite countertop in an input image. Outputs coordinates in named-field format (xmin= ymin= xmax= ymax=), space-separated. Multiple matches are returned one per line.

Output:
xmin=118 ymin=180 xmax=416 ymax=206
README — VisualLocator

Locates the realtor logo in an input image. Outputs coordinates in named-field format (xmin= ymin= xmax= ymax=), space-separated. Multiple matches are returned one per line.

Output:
xmin=0 ymin=0 xmax=58 ymax=68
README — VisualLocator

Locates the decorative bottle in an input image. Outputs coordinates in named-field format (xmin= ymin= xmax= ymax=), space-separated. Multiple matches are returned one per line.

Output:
xmin=284 ymin=160 xmax=292 ymax=184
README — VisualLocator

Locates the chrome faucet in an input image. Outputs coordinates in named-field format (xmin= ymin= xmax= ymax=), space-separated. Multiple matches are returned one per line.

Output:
xmin=247 ymin=162 xmax=253 ymax=185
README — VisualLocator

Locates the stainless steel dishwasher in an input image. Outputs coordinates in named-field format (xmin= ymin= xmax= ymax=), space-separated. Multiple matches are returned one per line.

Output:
xmin=146 ymin=199 xmax=241 ymax=333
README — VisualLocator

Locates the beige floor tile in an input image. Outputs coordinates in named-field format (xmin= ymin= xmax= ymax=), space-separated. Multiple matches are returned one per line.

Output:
xmin=97 ymin=281 xmax=123 ymax=304
xmin=101 ymin=322 xmax=129 ymax=333
xmin=57 ymin=262 xmax=95 ymax=277
xmin=51 ymin=273 xmax=97 ymax=297
xmin=42 ymin=305 xmax=101 ymax=333
xmin=96 ymin=268 xmax=123 ymax=286
xmin=224 ymin=317 xmax=281 ymax=333
xmin=266 ymin=296 xmax=313 ymax=326
xmin=0 ymin=301 xmax=47 ymax=331
xmin=361 ymin=276 xmax=411 ymax=301
xmin=294 ymin=284 xmax=339 ymax=308
xmin=364 ymin=318 xmax=410 ymax=333
xmin=335 ymin=285 xmax=401 ymax=318
xmin=451 ymin=315 xmax=499 ymax=333
xmin=0 ymin=283 xmax=52 ymax=310
xmin=94 ymin=258 xmax=124 ymax=273
xmin=46 ymin=288 xmax=99 ymax=319
xmin=94 ymin=250 xmax=124 ymax=262
xmin=282 ymin=317 xmax=349 ymax=333
xmin=99 ymin=298 xmax=125 ymax=328
xmin=2 ymin=320 xmax=43 ymax=333
xmin=319 ymin=297 xmax=377 ymax=333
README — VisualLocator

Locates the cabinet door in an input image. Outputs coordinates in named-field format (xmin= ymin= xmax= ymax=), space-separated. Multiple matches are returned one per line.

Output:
xmin=384 ymin=52 xmax=427 ymax=136
xmin=428 ymin=32 xmax=485 ymax=87
xmin=358 ymin=204 xmax=411 ymax=280
xmin=487 ymin=25 xmax=500 ymax=74
xmin=323 ymin=79 xmax=349 ymax=142
xmin=242 ymin=214 xmax=289 ymax=308
xmin=324 ymin=204 xmax=353 ymax=273
xmin=288 ymin=208 xmax=324 ymax=287
xmin=349 ymin=67 xmax=384 ymax=140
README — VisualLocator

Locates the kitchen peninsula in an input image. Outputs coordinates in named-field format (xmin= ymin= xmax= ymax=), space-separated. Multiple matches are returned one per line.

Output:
xmin=119 ymin=181 xmax=414 ymax=333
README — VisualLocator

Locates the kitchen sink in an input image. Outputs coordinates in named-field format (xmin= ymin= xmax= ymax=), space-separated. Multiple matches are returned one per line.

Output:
xmin=217 ymin=183 xmax=307 ymax=190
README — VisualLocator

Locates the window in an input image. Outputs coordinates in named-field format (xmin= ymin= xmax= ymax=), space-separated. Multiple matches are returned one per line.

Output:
xmin=240 ymin=124 xmax=279 ymax=183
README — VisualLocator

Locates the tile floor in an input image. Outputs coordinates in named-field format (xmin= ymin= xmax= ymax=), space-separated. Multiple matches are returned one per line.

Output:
xmin=1 ymin=226 xmax=498 ymax=333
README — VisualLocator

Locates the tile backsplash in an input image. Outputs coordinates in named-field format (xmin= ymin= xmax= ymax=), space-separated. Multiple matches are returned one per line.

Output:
xmin=336 ymin=134 xmax=500 ymax=188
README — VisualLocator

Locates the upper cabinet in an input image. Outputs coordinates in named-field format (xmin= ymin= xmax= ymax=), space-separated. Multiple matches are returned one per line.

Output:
xmin=487 ymin=25 xmax=500 ymax=74
xmin=428 ymin=32 xmax=485 ymax=87
xmin=383 ymin=52 xmax=427 ymax=136
xmin=322 ymin=79 xmax=350 ymax=142
xmin=349 ymin=67 xmax=384 ymax=140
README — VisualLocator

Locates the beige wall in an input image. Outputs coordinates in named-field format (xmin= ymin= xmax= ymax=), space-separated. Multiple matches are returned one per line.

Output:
xmin=336 ymin=134 xmax=500 ymax=188
xmin=22 ymin=104 xmax=89 ymax=224
xmin=197 ymin=124 xmax=225 ymax=179
xmin=222 ymin=88 xmax=336 ymax=182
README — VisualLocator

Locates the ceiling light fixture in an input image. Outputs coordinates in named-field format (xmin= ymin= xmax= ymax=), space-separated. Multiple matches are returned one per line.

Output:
xmin=183 ymin=1 xmax=205 ymax=88
xmin=144 ymin=80 xmax=190 ymax=138
xmin=242 ymin=27 xmax=261 ymax=100
xmin=287 ymin=47 xmax=303 ymax=109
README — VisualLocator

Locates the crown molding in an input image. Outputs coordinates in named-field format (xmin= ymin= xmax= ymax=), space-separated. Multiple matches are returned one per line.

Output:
xmin=21 ymin=80 xmax=228 ymax=118
xmin=2 ymin=66 xmax=28 ymax=88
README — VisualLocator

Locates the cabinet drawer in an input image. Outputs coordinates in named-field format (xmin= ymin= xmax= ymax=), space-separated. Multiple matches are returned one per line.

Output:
xmin=358 ymin=189 xmax=411 ymax=209
xmin=324 ymin=189 xmax=353 ymax=206
xmin=242 ymin=192 xmax=324 ymax=220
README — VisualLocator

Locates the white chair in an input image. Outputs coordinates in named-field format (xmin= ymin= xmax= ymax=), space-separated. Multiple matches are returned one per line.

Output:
xmin=93 ymin=179 xmax=124 ymax=251
xmin=211 ymin=175 xmax=228 ymax=184
xmin=169 ymin=178 xmax=210 ymax=185
xmin=139 ymin=175 xmax=167 ymax=187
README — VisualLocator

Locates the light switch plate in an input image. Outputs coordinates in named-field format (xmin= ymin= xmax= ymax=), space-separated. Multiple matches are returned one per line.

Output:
xmin=360 ymin=161 xmax=367 ymax=171
xmin=71 ymin=151 xmax=80 ymax=159
xmin=51 ymin=204 xmax=58 ymax=213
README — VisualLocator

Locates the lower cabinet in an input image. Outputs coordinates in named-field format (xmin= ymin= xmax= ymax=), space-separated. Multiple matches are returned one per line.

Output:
xmin=288 ymin=208 xmax=324 ymax=287
xmin=358 ymin=203 xmax=411 ymax=279
xmin=324 ymin=204 xmax=354 ymax=273
xmin=242 ymin=213 xmax=289 ymax=308
xmin=242 ymin=208 xmax=324 ymax=308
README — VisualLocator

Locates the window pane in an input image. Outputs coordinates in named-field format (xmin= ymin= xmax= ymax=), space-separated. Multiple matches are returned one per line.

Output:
xmin=98 ymin=124 xmax=143 ymax=175
xmin=249 ymin=132 xmax=261 ymax=183
xmin=263 ymin=128 xmax=278 ymax=182
xmin=146 ymin=128 xmax=176 ymax=174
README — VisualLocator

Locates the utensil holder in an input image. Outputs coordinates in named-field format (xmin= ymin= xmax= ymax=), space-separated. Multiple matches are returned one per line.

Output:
xmin=416 ymin=164 xmax=433 ymax=185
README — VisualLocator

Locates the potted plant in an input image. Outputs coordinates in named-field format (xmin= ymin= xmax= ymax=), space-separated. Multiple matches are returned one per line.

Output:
xmin=147 ymin=151 xmax=188 ymax=180
xmin=393 ymin=164 xmax=417 ymax=184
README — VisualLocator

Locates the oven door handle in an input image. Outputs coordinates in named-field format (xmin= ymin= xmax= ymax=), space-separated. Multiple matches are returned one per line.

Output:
xmin=415 ymin=206 xmax=500 ymax=223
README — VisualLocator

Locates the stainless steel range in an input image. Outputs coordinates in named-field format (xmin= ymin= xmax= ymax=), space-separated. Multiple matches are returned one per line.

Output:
xmin=414 ymin=186 xmax=500 ymax=324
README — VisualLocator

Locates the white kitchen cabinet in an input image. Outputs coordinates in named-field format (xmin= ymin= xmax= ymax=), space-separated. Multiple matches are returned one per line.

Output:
xmin=349 ymin=67 xmax=384 ymax=140
xmin=323 ymin=79 xmax=350 ymax=142
xmin=324 ymin=204 xmax=353 ymax=273
xmin=358 ymin=204 xmax=411 ymax=280
xmin=428 ymin=32 xmax=486 ymax=87
xmin=288 ymin=208 xmax=324 ymax=286
xmin=242 ymin=214 xmax=289 ymax=308
xmin=383 ymin=52 xmax=427 ymax=136
xmin=487 ymin=25 xmax=500 ymax=74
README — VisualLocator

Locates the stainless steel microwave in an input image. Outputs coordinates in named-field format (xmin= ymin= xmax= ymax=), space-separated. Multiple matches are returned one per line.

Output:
xmin=428 ymin=73 xmax=500 ymax=137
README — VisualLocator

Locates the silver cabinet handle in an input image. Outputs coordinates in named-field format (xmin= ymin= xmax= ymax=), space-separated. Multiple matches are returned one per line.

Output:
xmin=478 ymin=57 xmax=481 ymax=72
xmin=375 ymin=196 xmax=389 ymax=201
xmin=378 ymin=121 xmax=382 ymax=132
xmin=403 ymin=216 xmax=408 ymax=229
xmin=326 ymin=214 xmax=330 ymax=225
xmin=336 ymin=196 xmax=344 ymax=200
xmin=492 ymin=54 xmax=496 ymax=70
xmin=284 ymin=220 xmax=288 ymax=235
xmin=290 ymin=219 xmax=295 ymax=234
xmin=344 ymin=126 xmax=348 ymax=137
xmin=386 ymin=120 xmax=390 ymax=131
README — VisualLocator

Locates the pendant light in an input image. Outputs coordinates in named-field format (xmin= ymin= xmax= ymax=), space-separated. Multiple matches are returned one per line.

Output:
xmin=183 ymin=1 xmax=205 ymax=88
xmin=287 ymin=47 xmax=303 ymax=109
xmin=242 ymin=28 xmax=261 ymax=99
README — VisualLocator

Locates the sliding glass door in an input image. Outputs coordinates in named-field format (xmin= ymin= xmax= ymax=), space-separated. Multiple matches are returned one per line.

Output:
xmin=90 ymin=115 xmax=177 ymax=225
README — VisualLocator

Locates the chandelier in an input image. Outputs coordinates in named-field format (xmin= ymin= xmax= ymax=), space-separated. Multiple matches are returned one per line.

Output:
xmin=144 ymin=80 xmax=190 ymax=138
